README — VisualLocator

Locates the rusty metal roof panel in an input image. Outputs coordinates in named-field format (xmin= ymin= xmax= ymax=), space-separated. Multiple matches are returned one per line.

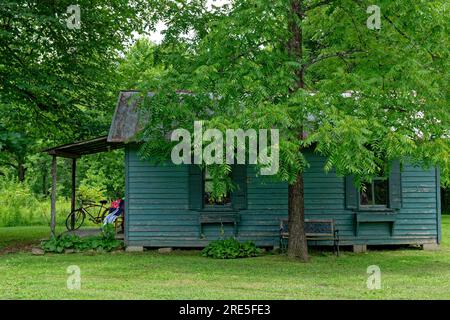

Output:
xmin=107 ymin=91 xmax=153 ymax=143
xmin=43 ymin=136 xmax=125 ymax=158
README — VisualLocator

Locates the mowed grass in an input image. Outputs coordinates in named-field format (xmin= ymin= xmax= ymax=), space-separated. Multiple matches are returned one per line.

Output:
xmin=0 ymin=217 xmax=449 ymax=299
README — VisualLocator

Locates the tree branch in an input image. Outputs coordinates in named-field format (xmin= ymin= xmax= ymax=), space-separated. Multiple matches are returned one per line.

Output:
xmin=303 ymin=49 xmax=366 ymax=70
xmin=349 ymin=0 xmax=439 ymax=61
xmin=382 ymin=14 xmax=438 ymax=61
xmin=304 ymin=0 xmax=335 ymax=11
xmin=0 ymin=161 xmax=18 ymax=169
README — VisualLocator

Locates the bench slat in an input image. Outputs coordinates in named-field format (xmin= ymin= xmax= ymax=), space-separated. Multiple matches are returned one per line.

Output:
xmin=279 ymin=218 xmax=340 ymax=256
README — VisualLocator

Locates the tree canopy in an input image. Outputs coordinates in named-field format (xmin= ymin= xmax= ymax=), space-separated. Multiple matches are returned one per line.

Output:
xmin=0 ymin=1 xmax=154 ymax=185
xmin=137 ymin=0 xmax=449 ymax=260
xmin=0 ymin=0 xmax=153 ymax=138
xmin=0 ymin=0 xmax=447 ymax=260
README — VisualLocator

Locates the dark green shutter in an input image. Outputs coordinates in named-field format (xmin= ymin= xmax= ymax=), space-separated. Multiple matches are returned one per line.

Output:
xmin=188 ymin=165 xmax=203 ymax=210
xmin=345 ymin=175 xmax=358 ymax=209
xmin=389 ymin=160 xmax=402 ymax=209
xmin=232 ymin=165 xmax=247 ymax=210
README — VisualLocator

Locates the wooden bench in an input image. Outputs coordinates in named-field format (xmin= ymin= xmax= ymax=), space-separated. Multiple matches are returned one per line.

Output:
xmin=199 ymin=212 xmax=240 ymax=238
xmin=279 ymin=219 xmax=340 ymax=255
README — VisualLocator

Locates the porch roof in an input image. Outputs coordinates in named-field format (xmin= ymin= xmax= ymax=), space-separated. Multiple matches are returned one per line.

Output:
xmin=43 ymin=136 xmax=124 ymax=158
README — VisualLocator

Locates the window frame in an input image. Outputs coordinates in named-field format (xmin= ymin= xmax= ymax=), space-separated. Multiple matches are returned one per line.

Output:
xmin=359 ymin=177 xmax=389 ymax=208
xmin=202 ymin=168 xmax=233 ymax=210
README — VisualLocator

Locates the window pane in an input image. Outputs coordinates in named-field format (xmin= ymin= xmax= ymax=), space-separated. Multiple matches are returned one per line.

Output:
xmin=204 ymin=181 xmax=214 ymax=193
xmin=360 ymin=182 xmax=373 ymax=205
xmin=374 ymin=179 xmax=388 ymax=205
xmin=203 ymin=169 xmax=231 ymax=206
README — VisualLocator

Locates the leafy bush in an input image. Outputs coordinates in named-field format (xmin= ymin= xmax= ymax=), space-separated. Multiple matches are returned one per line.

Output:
xmin=77 ymin=184 xmax=106 ymax=203
xmin=202 ymin=238 xmax=262 ymax=259
xmin=41 ymin=224 xmax=122 ymax=253
xmin=77 ymin=150 xmax=125 ymax=200
xmin=0 ymin=176 xmax=70 ymax=227
xmin=41 ymin=234 xmax=84 ymax=253
xmin=99 ymin=223 xmax=122 ymax=251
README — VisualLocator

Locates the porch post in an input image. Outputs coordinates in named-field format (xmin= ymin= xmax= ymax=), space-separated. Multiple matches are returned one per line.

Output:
xmin=50 ymin=155 xmax=57 ymax=236
xmin=70 ymin=158 xmax=77 ymax=229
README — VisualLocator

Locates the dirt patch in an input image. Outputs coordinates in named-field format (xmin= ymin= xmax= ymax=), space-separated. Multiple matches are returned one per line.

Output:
xmin=0 ymin=242 xmax=37 ymax=255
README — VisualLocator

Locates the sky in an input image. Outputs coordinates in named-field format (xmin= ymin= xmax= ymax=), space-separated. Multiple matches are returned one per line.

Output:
xmin=148 ymin=0 xmax=230 ymax=43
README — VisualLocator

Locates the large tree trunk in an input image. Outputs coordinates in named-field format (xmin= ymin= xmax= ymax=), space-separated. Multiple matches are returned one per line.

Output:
xmin=286 ymin=0 xmax=309 ymax=261
xmin=288 ymin=175 xmax=309 ymax=260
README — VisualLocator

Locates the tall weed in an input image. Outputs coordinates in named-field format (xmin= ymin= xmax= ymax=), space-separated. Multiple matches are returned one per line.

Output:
xmin=0 ymin=177 xmax=71 ymax=227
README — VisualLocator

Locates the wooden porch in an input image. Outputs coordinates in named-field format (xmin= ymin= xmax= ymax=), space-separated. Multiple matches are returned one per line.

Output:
xmin=42 ymin=136 xmax=124 ymax=235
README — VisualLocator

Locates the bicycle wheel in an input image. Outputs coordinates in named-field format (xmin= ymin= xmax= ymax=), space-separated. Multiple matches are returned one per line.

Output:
xmin=65 ymin=209 xmax=85 ymax=231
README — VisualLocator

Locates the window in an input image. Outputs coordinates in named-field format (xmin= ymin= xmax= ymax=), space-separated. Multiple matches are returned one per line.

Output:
xmin=203 ymin=168 xmax=231 ymax=207
xmin=360 ymin=178 xmax=388 ymax=206
xmin=189 ymin=165 xmax=247 ymax=211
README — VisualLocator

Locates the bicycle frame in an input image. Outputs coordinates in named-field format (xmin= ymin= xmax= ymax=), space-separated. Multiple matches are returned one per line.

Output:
xmin=81 ymin=202 xmax=108 ymax=223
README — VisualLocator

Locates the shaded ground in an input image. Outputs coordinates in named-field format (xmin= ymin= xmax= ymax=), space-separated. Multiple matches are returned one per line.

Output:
xmin=0 ymin=226 xmax=56 ymax=255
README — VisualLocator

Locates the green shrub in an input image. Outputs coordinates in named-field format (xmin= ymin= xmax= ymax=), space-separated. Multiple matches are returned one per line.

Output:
xmin=0 ymin=176 xmax=71 ymax=227
xmin=0 ymin=176 xmax=108 ymax=227
xmin=77 ymin=184 xmax=106 ymax=203
xmin=41 ymin=234 xmax=84 ymax=253
xmin=99 ymin=224 xmax=122 ymax=251
xmin=202 ymin=238 xmax=262 ymax=259
xmin=41 ymin=224 xmax=122 ymax=253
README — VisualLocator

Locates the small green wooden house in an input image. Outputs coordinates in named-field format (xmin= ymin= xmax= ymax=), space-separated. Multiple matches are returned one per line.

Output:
xmin=112 ymin=92 xmax=442 ymax=251
xmin=47 ymin=91 xmax=443 ymax=251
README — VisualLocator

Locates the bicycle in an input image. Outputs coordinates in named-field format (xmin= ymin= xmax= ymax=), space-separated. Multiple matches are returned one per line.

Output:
xmin=65 ymin=200 xmax=110 ymax=231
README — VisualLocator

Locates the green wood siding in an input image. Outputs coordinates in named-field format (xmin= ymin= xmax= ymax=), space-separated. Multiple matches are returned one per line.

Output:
xmin=231 ymin=164 xmax=248 ymax=210
xmin=389 ymin=161 xmax=402 ymax=209
xmin=125 ymin=145 xmax=439 ymax=247
xmin=188 ymin=165 xmax=202 ymax=210
xmin=345 ymin=175 xmax=358 ymax=209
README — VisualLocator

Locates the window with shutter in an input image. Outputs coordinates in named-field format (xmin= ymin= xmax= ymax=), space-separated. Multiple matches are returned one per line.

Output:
xmin=203 ymin=167 xmax=232 ymax=207
xmin=345 ymin=161 xmax=402 ymax=211
xmin=345 ymin=175 xmax=358 ymax=209
xmin=360 ymin=178 xmax=388 ymax=207
xmin=188 ymin=165 xmax=203 ymax=210
xmin=188 ymin=164 xmax=247 ymax=211
xmin=388 ymin=161 xmax=402 ymax=209
xmin=231 ymin=164 xmax=247 ymax=210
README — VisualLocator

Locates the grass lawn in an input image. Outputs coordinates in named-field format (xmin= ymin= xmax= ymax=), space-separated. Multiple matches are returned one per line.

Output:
xmin=0 ymin=226 xmax=61 ymax=254
xmin=0 ymin=217 xmax=449 ymax=299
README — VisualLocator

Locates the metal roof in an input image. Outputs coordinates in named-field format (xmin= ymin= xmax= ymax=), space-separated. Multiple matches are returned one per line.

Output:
xmin=43 ymin=91 xmax=147 ymax=157
xmin=43 ymin=90 xmax=156 ymax=157
xmin=107 ymin=90 xmax=153 ymax=143
xmin=43 ymin=136 xmax=124 ymax=158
